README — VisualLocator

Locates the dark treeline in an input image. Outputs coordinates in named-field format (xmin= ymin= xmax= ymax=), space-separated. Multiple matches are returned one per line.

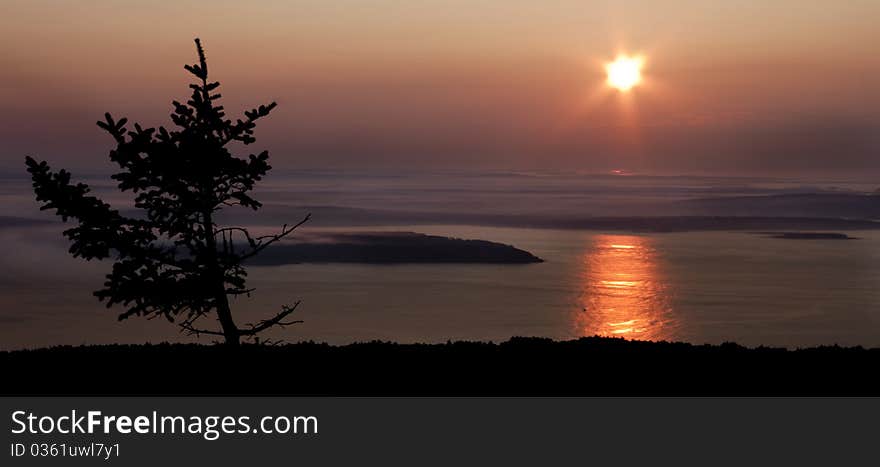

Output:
xmin=3 ymin=337 xmax=878 ymax=396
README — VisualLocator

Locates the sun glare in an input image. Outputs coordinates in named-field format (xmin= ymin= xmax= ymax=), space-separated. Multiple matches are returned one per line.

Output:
xmin=605 ymin=54 xmax=644 ymax=92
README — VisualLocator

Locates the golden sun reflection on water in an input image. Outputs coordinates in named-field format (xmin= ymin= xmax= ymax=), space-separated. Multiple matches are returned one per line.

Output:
xmin=576 ymin=235 xmax=675 ymax=341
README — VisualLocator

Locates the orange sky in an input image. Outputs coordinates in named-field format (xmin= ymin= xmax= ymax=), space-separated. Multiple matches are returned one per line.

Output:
xmin=2 ymin=0 xmax=879 ymax=174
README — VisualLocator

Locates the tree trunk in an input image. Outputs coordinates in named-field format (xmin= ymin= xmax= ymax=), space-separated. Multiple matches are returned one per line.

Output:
xmin=202 ymin=209 xmax=240 ymax=346
xmin=215 ymin=298 xmax=240 ymax=346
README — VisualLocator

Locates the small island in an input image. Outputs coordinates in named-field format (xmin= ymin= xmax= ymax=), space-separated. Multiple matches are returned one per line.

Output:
xmin=756 ymin=232 xmax=858 ymax=240
xmin=244 ymin=231 xmax=544 ymax=265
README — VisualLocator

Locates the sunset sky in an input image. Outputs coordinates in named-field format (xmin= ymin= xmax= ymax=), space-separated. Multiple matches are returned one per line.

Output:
xmin=2 ymin=0 xmax=879 ymax=174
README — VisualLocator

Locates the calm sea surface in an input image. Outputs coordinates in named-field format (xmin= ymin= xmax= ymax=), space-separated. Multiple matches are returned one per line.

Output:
xmin=1 ymin=171 xmax=878 ymax=349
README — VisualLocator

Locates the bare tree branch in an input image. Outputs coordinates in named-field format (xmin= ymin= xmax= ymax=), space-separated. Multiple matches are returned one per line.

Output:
xmin=214 ymin=226 xmax=258 ymax=248
xmin=239 ymin=301 xmax=303 ymax=336
xmin=179 ymin=322 xmax=226 ymax=337
xmin=226 ymin=287 xmax=256 ymax=296
xmin=177 ymin=312 xmax=225 ymax=337
xmin=237 ymin=213 xmax=311 ymax=261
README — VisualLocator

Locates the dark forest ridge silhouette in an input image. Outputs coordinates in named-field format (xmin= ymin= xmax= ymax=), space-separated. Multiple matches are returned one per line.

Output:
xmin=3 ymin=337 xmax=880 ymax=395
xmin=25 ymin=39 xmax=308 ymax=346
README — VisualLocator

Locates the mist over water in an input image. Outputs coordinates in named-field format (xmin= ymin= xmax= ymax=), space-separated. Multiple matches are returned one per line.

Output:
xmin=2 ymin=171 xmax=879 ymax=349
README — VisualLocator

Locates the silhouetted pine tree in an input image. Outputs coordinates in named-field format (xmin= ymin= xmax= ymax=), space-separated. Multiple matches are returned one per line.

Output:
xmin=25 ymin=39 xmax=309 ymax=346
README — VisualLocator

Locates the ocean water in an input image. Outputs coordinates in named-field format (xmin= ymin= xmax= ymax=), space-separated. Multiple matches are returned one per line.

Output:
xmin=1 ymin=171 xmax=878 ymax=349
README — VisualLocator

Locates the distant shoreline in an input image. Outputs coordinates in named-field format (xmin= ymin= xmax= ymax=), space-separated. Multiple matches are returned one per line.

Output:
xmin=7 ymin=212 xmax=880 ymax=234
xmin=278 ymin=208 xmax=880 ymax=232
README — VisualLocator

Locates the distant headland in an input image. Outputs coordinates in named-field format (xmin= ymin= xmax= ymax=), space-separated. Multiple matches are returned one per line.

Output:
xmin=244 ymin=231 xmax=544 ymax=265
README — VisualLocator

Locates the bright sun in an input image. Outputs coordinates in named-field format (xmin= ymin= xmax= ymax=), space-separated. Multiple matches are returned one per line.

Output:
xmin=605 ymin=54 xmax=644 ymax=92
